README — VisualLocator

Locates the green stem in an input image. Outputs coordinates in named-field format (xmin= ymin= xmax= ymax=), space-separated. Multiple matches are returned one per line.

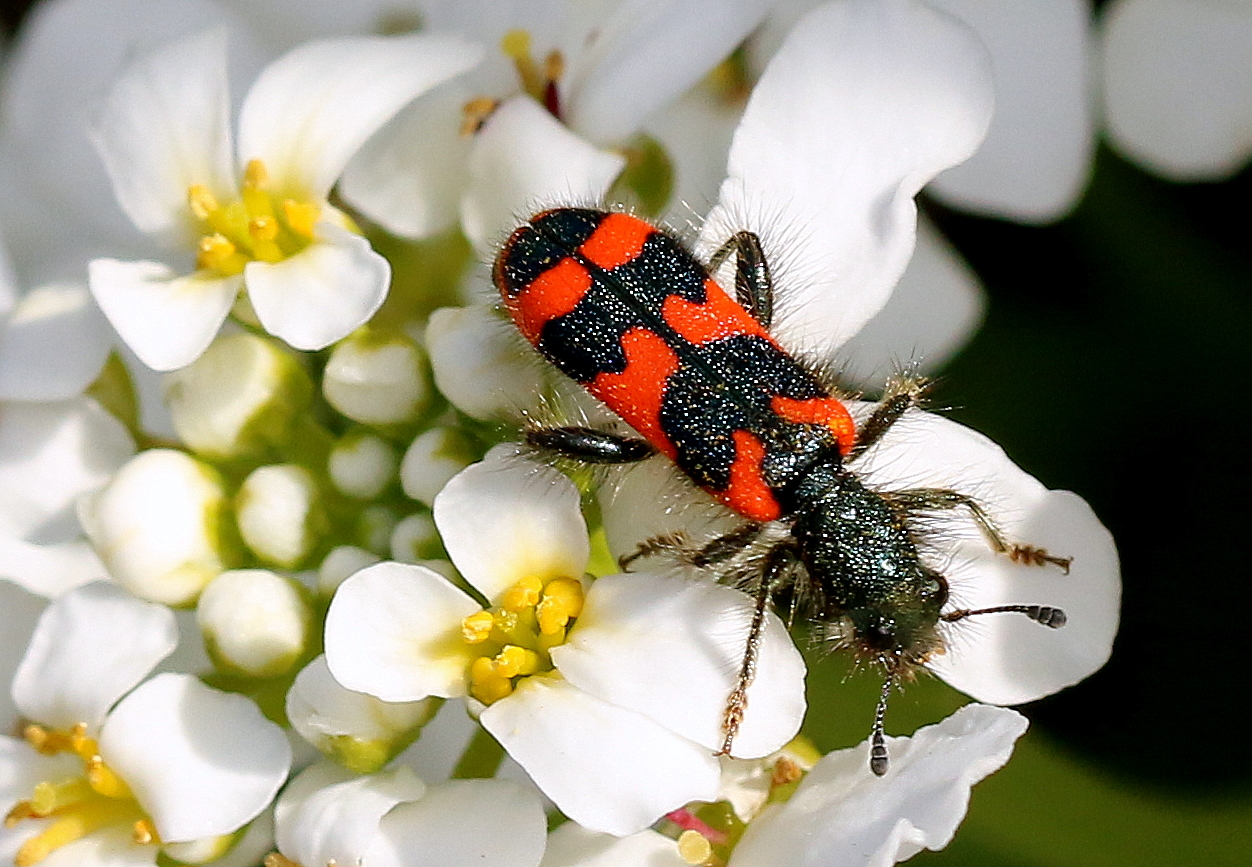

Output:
xmin=451 ymin=725 xmax=506 ymax=780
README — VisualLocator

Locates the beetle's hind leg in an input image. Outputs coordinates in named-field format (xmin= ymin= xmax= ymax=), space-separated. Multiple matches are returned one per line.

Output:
xmin=886 ymin=488 xmax=1072 ymax=573
xmin=708 ymin=230 xmax=774 ymax=329
xmin=618 ymin=521 xmax=766 ymax=571
xmin=848 ymin=374 xmax=931 ymax=461
xmin=525 ymin=426 xmax=655 ymax=464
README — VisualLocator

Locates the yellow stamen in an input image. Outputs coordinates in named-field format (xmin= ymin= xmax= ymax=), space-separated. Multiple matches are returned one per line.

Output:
xmin=469 ymin=656 xmax=513 ymax=705
xmin=85 ymin=756 xmax=133 ymax=800
xmin=281 ymin=200 xmax=320 ymax=238
xmin=543 ymin=50 xmax=564 ymax=85
xmin=15 ymin=798 xmax=140 ymax=867
xmin=492 ymin=645 xmax=540 ymax=678
xmin=461 ymin=97 xmax=498 ymax=135
xmin=500 ymin=29 xmax=542 ymax=95
xmin=5 ymin=801 xmax=37 ymax=827
xmin=536 ymin=577 xmax=583 ymax=634
xmin=500 ymin=576 xmax=543 ymax=611
xmin=243 ymin=158 xmax=269 ymax=190
xmin=677 ymin=829 xmax=714 ymax=865
xmin=198 ymin=234 xmax=247 ymax=274
xmin=187 ymin=185 xmax=220 ymax=221
xmin=132 ymin=818 xmax=158 ymax=845
xmin=249 ymin=214 xmax=278 ymax=242
xmin=462 ymin=610 xmax=496 ymax=643
xmin=29 ymin=778 xmax=92 ymax=815
xmin=264 ymin=854 xmax=302 ymax=867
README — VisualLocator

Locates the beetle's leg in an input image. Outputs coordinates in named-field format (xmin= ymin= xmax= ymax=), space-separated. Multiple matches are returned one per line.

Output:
xmin=708 ymin=231 xmax=773 ymax=329
xmin=847 ymin=375 xmax=930 ymax=461
xmin=619 ymin=521 xmax=764 ymax=571
xmin=525 ymin=426 xmax=655 ymax=464
xmin=885 ymin=488 xmax=1072 ymax=573
xmin=718 ymin=541 xmax=799 ymax=756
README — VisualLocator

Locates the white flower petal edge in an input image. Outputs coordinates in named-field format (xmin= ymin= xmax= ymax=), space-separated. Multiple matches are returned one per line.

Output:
xmin=0 ymin=580 xmax=48 ymax=731
xmin=99 ymin=673 xmax=291 ymax=843
xmin=461 ymin=96 xmax=626 ymax=256
xmin=1102 ymin=0 xmax=1252 ymax=180
xmin=730 ymin=704 xmax=1029 ymax=867
xmin=539 ymin=823 xmax=685 ymax=867
xmin=552 ymin=572 xmax=806 ymax=759
xmin=700 ymin=0 xmax=994 ymax=356
xmin=275 ymin=762 xmax=426 ymax=867
xmin=237 ymin=32 xmax=483 ymax=198
xmin=90 ymin=27 xmax=236 ymax=243
xmin=88 ymin=259 xmax=241 ymax=372
xmin=324 ymin=561 xmax=480 ymax=702
xmin=12 ymin=583 xmax=177 ymax=731
xmin=564 ymin=0 xmax=772 ymax=144
xmin=927 ymin=0 xmax=1096 ymax=223
xmin=480 ymin=676 xmax=721 ymax=836
xmin=0 ymin=283 xmax=113 ymax=401
xmin=366 ymin=778 xmax=547 ymax=867
xmin=433 ymin=449 xmax=590 ymax=603
xmin=0 ymin=537 xmax=109 ymax=598
xmin=834 ymin=219 xmax=984 ymax=391
xmin=853 ymin=408 xmax=1120 ymax=705
xmin=244 ymin=222 xmax=389 ymax=350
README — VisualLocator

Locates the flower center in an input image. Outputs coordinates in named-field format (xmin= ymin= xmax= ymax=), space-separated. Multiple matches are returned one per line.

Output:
xmin=4 ymin=724 xmax=155 ymax=866
xmin=460 ymin=575 xmax=584 ymax=704
xmin=187 ymin=159 xmax=321 ymax=277
xmin=461 ymin=29 xmax=565 ymax=134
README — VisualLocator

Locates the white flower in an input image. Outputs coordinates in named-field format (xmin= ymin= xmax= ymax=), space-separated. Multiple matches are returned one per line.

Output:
xmin=0 ymin=282 xmax=113 ymax=403
xmin=87 ymin=26 xmax=482 ymax=370
xmin=540 ymin=704 xmax=1029 ymax=867
xmin=273 ymin=760 xmax=547 ymax=867
xmin=1101 ymin=0 xmax=1252 ymax=180
xmin=324 ymin=449 xmax=806 ymax=835
xmin=0 ymin=397 xmax=134 ymax=597
xmin=1 ymin=582 xmax=291 ymax=866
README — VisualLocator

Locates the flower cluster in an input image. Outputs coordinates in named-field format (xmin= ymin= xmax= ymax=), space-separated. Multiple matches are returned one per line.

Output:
xmin=0 ymin=1 xmax=1122 ymax=867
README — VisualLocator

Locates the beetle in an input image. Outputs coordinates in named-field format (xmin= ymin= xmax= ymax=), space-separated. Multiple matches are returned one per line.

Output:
xmin=493 ymin=207 xmax=1070 ymax=774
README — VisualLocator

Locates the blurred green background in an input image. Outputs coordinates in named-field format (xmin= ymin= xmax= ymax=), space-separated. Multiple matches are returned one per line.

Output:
xmin=3 ymin=1 xmax=1248 ymax=865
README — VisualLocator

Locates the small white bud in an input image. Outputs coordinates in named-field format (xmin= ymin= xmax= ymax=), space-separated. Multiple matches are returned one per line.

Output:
xmin=389 ymin=513 xmax=440 ymax=563
xmin=426 ymin=304 xmax=547 ymax=420
xmin=198 ymin=569 xmax=311 ymax=677
xmin=287 ymin=655 xmax=438 ymax=773
xmin=322 ymin=332 xmax=428 ymax=424
xmin=329 ymin=431 xmax=398 ymax=499
xmin=318 ymin=545 xmax=382 ymax=596
xmin=165 ymin=332 xmax=312 ymax=459
xmin=236 ymin=464 xmax=322 ymax=569
xmin=399 ymin=427 xmax=474 ymax=506
xmin=79 ymin=449 xmax=228 ymax=605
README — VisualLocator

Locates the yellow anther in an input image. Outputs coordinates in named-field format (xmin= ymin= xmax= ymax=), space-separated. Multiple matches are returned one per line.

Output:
xmin=469 ymin=656 xmax=513 ymax=705
xmin=15 ymin=798 xmax=136 ymax=867
xmin=243 ymin=159 xmax=269 ymax=190
xmin=264 ymin=854 xmax=302 ymax=867
xmin=85 ymin=756 xmax=132 ymax=800
xmin=771 ymin=755 xmax=804 ymax=788
xmin=197 ymin=234 xmax=247 ymax=274
xmin=501 ymin=29 xmax=544 ymax=100
xmin=499 ymin=28 xmax=532 ymax=61
xmin=677 ymin=829 xmax=714 ymax=865
xmin=543 ymin=50 xmax=564 ymax=85
xmin=5 ymin=800 xmax=36 ymax=827
xmin=492 ymin=645 xmax=540 ymax=678
xmin=461 ymin=97 xmax=498 ymax=135
xmin=500 ymin=575 xmax=543 ymax=611
xmin=281 ymin=199 xmax=320 ymax=238
xmin=536 ymin=576 xmax=584 ymax=634
xmin=132 ymin=818 xmax=158 ymax=845
xmin=249 ymin=214 xmax=278 ymax=242
xmin=462 ymin=610 xmax=496 ymax=643
xmin=30 ymin=778 xmax=92 ymax=815
xmin=187 ymin=185 xmax=220 ymax=221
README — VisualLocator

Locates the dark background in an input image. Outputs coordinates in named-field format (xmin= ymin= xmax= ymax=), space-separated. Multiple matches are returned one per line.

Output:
xmin=3 ymin=1 xmax=1248 ymax=864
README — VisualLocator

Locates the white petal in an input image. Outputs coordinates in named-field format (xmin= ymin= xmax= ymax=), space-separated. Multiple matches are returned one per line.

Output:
xmin=0 ymin=398 xmax=134 ymax=544
xmin=480 ymin=677 xmax=720 ymax=836
xmin=1102 ymin=0 xmax=1252 ymax=180
xmin=731 ymin=704 xmax=1028 ymax=867
xmin=286 ymin=655 xmax=436 ymax=760
xmin=88 ymin=258 xmax=240 ymax=371
xmin=0 ymin=581 xmax=47 ymax=732
xmin=0 ymin=537 xmax=109 ymax=598
xmin=834 ymin=219 xmax=985 ymax=390
xmin=433 ymin=449 xmax=588 ymax=602
xmin=324 ymin=561 xmax=479 ymax=701
xmin=552 ymin=572 xmax=806 ymax=759
xmin=700 ymin=0 xmax=994 ymax=356
xmin=35 ymin=826 xmax=157 ymax=867
xmin=540 ymin=824 xmax=684 ymax=867
xmin=0 ymin=284 xmax=113 ymax=401
xmin=366 ymin=779 xmax=547 ymax=867
xmin=461 ymin=96 xmax=625 ymax=255
xmin=244 ymin=224 xmax=389 ymax=350
xmin=564 ymin=0 xmax=772 ymax=144
xmin=99 ymin=673 xmax=291 ymax=842
xmin=339 ymin=83 xmax=473 ymax=239
xmin=13 ymin=582 xmax=176 ymax=730
xmin=238 ymin=32 xmax=482 ymax=197
xmin=91 ymin=27 xmax=236 ymax=242
xmin=276 ymin=762 xmax=426 ymax=867
xmin=425 ymin=304 xmax=550 ymax=422
xmin=853 ymin=410 xmax=1120 ymax=705
xmin=927 ymin=0 xmax=1096 ymax=222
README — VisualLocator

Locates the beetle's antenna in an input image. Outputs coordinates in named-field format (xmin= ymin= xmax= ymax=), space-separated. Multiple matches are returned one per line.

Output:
xmin=869 ymin=675 xmax=893 ymax=776
xmin=943 ymin=605 xmax=1067 ymax=628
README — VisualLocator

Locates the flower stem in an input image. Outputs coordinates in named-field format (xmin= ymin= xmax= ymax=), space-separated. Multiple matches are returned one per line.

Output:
xmin=450 ymin=726 xmax=505 ymax=780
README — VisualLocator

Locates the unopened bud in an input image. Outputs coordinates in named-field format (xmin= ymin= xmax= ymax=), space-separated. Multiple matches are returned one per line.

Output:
xmin=318 ymin=545 xmax=382 ymax=596
xmin=426 ymin=305 xmax=547 ymax=420
xmin=322 ymin=332 xmax=428 ymax=425
xmin=389 ymin=513 xmax=441 ymax=562
xmin=329 ymin=431 xmax=398 ymax=499
xmin=236 ymin=465 xmax=323 ymax=569
xmin=399 ymin=427 xmax=475 ymax=506
xmin=198 ymin=569 xmax=311 ymax=677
